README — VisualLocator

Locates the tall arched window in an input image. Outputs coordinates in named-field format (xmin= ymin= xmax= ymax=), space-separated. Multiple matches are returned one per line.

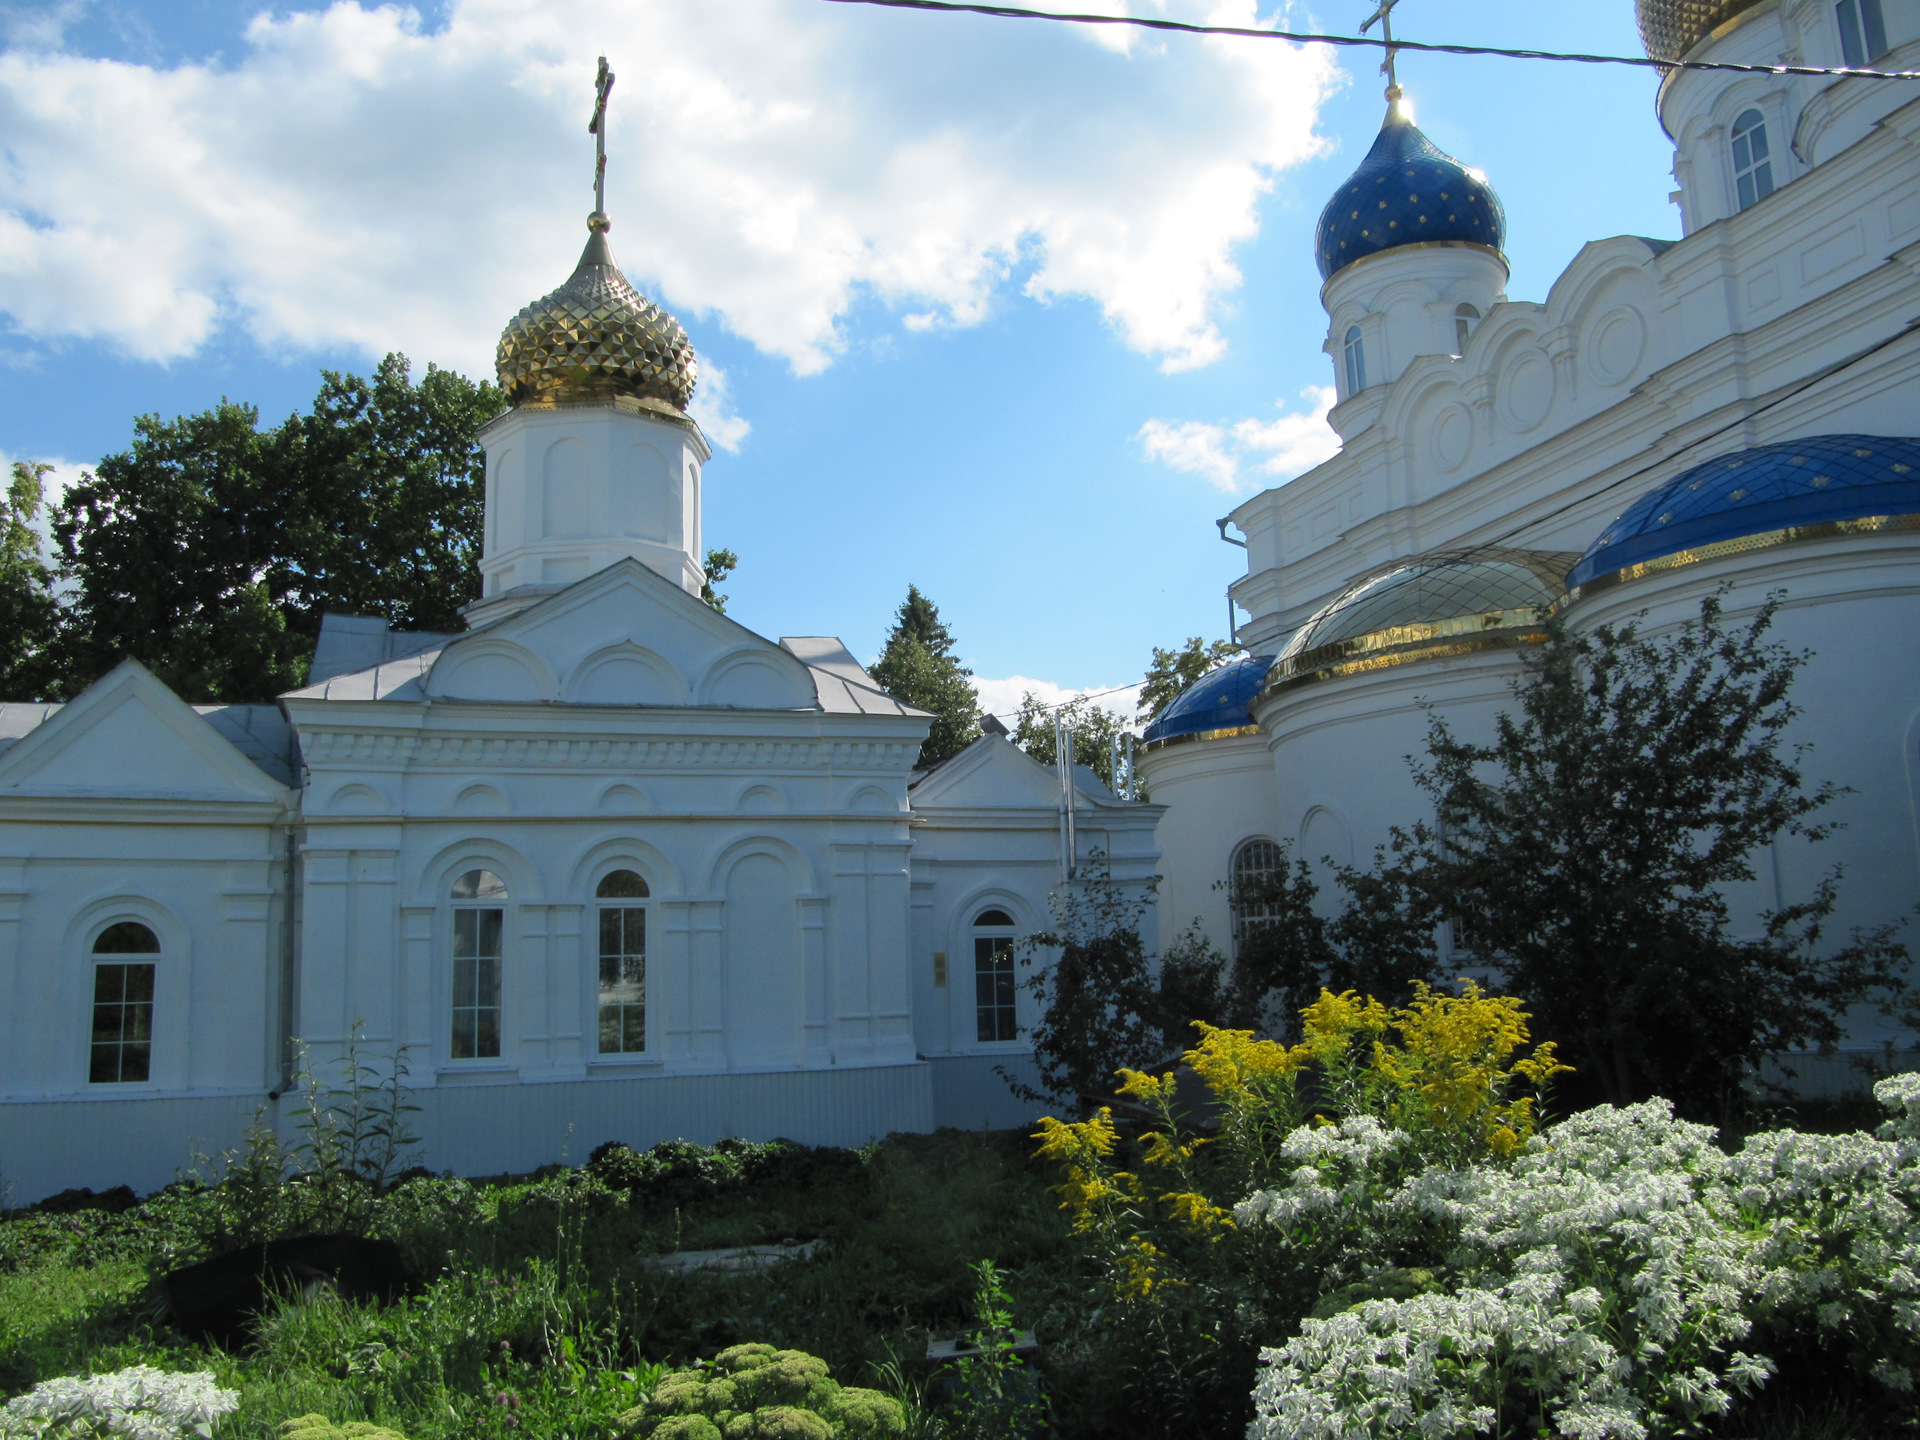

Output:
xmin=1836 ymin=0 xmax=1889 ymax=68
xmin=1229 ymin=839 xmax=1284 ymax=953
xmin=1343 ymin=326 xmax=1368 ymax=395
xmin=596 ymin=870 xmax=649 ymax=1055
xmin=90 ymin=921 xmax=158 ymax=1084
xmin=450 ymin=869 xmax=506 ymax=1060
xmin=1731 ymin=109 xmax=1775 ymax=212
xmin=971 ymin=908 xmax=1018 ymax=1043
xmin=1454 ymin=303 xmax=1481 ymax=356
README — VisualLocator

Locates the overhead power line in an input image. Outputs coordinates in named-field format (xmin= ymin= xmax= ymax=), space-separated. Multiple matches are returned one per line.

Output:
xmin=823 ymin=0 xmax=1920 ymax=81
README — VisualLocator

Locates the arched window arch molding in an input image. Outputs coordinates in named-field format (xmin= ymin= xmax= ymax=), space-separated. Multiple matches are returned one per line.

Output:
xmin=703 ymin=834 xmax=818 ymax=898
xmin=943 ymin=887 xmax=1039 ymax=961
xmin=563 ymin=837 xmax=682 ymax=899
xmin=62 ymin=895 xmax=189 ymax=1094
xmin=1706 ymin=87 xmax=1796 ymax=213
xmin=412 ymin=838 xmax=542 ymax=906
xmin=425 ymin=637 xmax=560 ymax=702
xmin=561 ymin=641 xmax=686 ymax=705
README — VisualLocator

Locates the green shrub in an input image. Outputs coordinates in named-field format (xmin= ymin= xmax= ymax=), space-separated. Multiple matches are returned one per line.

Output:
xmin=618 ymin=1346 xmax=901 ymax=1440
xmin=280 ymin=1416 xmax=411 ymax=1440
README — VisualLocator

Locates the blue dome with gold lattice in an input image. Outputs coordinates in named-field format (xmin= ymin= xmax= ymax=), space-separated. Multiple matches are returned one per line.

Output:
xmin=1316 ymin=108 xmax=1506 ymax=282
xmin=1568 ymin=435 xmax=1920 ymax=588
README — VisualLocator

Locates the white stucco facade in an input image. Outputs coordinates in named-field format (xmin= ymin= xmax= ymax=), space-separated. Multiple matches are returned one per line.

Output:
xmin=1142 ymin=2 xmax=1920 ymax=1084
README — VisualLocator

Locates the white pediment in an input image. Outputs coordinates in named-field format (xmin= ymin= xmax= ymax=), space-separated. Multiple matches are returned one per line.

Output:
xmin=0 ymin=660 xmax=294 ymax=803
xmin=425 ymin=559 xmax=819 ymax=710
xmin=909 ymin=735 xmax=1065 ymax=810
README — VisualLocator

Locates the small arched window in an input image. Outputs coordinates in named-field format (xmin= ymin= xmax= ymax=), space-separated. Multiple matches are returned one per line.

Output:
xmin=1229 ymin=839 xmax=1284 ymax=952
xmin=1731 ymin=109 xmax=1775 ymax=212
xmin=450 ymin=869 xmax=506 ymax=1060
xmin=596 ymin=870 xmax=649 ymax=1055
xmin=90 ymin=921 xmax=159 ymax=1084
xmin=1836 ymin=0 xmax=1889 ymax=68
xmin=971 ymin=908 xmax=1018 ymax=1043
xmin=1454 ymin=303 xmax=1481 ymax=356
xmin=1343 ymin=326 xmax=1368 ymax=395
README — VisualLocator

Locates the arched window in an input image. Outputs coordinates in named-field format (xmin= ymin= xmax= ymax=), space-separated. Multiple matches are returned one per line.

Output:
xmin=450 ymin=869 xmax=506 ymax=1060
xmin=1731 ymin=110 xmax=1775 ymax=212
xmin=1343 ymin=326 xmax=1368 ymax=395
xmin=971 ymin=908 xmax=1018 ymax=1043
xmin=90 ymin=921 xmax=158 ymax=1084
xmin=596 ymin=869 xmax=649 ymax=1055
xmin=1454 ymin=303 xmax=1480 ymax=356
xmin=1836 ymin=0 xmax=1888 ymax=68
xmin=1229 ymin=839 xmax=1284 ymax=952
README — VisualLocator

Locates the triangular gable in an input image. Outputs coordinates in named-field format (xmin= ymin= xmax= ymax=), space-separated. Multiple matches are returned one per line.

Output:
xmin=0 ymin=660 xmax=295 ymax=803
xmin=424 ymin=558 xmax=820 ymax=710
xmin=908 ymin=735 xmax=1067 ymax=810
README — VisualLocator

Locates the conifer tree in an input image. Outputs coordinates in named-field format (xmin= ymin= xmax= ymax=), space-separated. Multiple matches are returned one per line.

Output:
xmin=869 ymin=584 xmax=980 ymax=766
xmin=0 ymin=461 xmax=61 ymax=700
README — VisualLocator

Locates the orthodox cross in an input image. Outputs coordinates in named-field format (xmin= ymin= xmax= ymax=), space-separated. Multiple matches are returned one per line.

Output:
xmin=589 ymin=55 xmax=616 ymax=214
xmin=1360 ymin=0 xmax=1404 ymax=103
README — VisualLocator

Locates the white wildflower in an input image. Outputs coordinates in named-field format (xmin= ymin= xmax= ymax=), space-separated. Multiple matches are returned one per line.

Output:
xmin=0 ymin=1366 xmax=238 ymax=1440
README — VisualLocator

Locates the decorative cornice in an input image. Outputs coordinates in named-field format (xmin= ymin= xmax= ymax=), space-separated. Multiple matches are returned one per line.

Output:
xmin=299 ymin=730 xmax=918 ymax=773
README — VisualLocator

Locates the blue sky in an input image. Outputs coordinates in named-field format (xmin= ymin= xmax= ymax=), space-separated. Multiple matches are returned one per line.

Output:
xmin=0 ymin=0 xmax=1675 ymax=719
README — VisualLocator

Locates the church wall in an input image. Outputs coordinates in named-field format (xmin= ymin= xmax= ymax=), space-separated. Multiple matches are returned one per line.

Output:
xmin=1136 ymin=731 xmax=1278 ymax=959
xmin=0 ymin=809 xmax=291 ymax=1203
xmin=1564 ymin=532 xmax=1920 ymax=1055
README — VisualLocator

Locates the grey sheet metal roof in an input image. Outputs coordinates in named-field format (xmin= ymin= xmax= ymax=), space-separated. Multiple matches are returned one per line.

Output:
xmin=307 ymin=614 xmax=456 ymax=687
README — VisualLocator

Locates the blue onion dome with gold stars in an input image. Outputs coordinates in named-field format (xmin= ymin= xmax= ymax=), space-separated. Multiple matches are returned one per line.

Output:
xmin=1141 ymin=651 xmax=1275 ymax=749
xmin=497 ymin=213 xmax=699 ymax=413
xmin=1635 ymin=0 xmax=1765 ymax=63
xmin=1265 ymin=547 xmax=1576 ymax=693
xmin=1568 ymin=435 xmax=1920 ymax=589
xmin=1315 ymin=106 xmax=1506 ymax=283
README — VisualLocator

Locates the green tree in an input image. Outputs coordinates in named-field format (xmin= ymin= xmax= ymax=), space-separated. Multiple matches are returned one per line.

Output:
xmin=52 ymin=355 xmax=501 ymax=703
xmin=700 ymin=546 xmax=738 ymax=613
xmin=0 ymin=460 xmax=62 ymax=700
xmin=1012 ymin=691 xmax=1127 ymax=792
xmin=1404 ymin=595 xmax=1911 ymax=1117
xmin=1139 ymin=636 xmax=1240 ymax=724
xmin=869 ymin=584 xmax=980 ymax=766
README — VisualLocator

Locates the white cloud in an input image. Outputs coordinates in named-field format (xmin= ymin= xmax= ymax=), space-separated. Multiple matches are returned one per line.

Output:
xmin=1138 ymin=384 xmax=1338 ymax=492
xmin=973 ymin=672 xmax=1142 ymax=724
xmin=688 ymin=357 xmax=749 ymax=454
xmin=0 ymin=0 xmax=1337 ymax=386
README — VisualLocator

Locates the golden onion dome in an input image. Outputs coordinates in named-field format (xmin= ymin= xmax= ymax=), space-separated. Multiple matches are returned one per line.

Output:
xmin=1635 ymin=0 xmax=1767 ymax=62
xmin=496 ymin=213 xmax=697 ymax=412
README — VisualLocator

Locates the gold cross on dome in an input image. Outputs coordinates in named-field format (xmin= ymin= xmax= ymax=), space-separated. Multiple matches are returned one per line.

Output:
xmin=588 ymin=55 xmax=616 ymax=216
xmin=1360 ymin=0 xmax=1405 ymax=104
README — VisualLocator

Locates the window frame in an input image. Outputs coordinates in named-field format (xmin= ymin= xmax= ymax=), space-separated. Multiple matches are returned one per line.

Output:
xmin=1228 ymin=837 xmax=1285 ymax=957
xmin=1836 ymin=0 xmax=1890 ymax=68
xmin=967 ymin=906 xmax=1021 ymax=1047
xmin=448 ymin=868 xmax=508 ymax=1065
xmin=593 ymin=869 xmax=651 ymax=1059
xmin=1454 ymin=303 xmax=1481 ymax=357
xmin=1343 ymin=325 xmax=1368 ymax=396
xmin=87 ymin=921 xmax=161 ymax=1087
xmin=1729 ymin=107 xmax=1776 ymax=213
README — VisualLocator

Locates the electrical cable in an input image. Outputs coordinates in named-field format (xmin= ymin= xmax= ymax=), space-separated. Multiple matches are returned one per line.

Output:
xmin=823 ymin=0 xmax=1920 ymax=81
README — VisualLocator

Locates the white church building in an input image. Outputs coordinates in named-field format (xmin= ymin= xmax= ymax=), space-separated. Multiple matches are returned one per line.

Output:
xmin=1143 ymin=0 xmax=1920 ymax=1084
xmin=3 ymin=0 xmax=1917 ymax=1204
xmin=0 ymin=214 xmax=1161 ymax=1205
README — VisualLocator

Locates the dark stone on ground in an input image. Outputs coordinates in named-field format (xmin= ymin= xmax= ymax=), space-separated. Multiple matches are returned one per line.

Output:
xmin=163 ymin=1234 xmax=411 ymax=1348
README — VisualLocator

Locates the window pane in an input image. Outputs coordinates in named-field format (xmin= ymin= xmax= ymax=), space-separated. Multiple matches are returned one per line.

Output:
xmin=452 ymin=1010 xmax=477 ymax=1059
xmin=93 ymin=922 xmax=160 ymax=954
xmin=1862 ymin=0 xmax=1888 ymax=59
xmin=1754 ymin=163 xmax=1774 ymax=201
xmin=597 ymin=905 xmax=646 ymax=1054
xmin=975 ymin=908 xmax=1014 ymax=927
xmin=1738 ymin=173 xmax=1757 ymax=210
xmin=476 ymin=909 xmax=503 ymax=958
xmin=1748 ymin=125 xmax=1769 ymax=163
xmin=597 ymin=869 xmax=648 ymax=899
xmin=598 ymin=1006 xmax=624 ymax=1054
xmin=476 ymin=956 xmax=501 ymax=1009
xmin=974 ymin=936 xmax=1016 ymax=1043
xmin=90 ymin=963 xmax=155 ymax=1084
xmin=474 ymin=1008 xmax=500 ymax=1059
xmin=1732 ymin=133 xmax=1751 ymax=170
xmin=451 ymin=869 xmax=507 ymax=900
xmin=454 ymin=909 xmax=478 ymax=959
xmin=1838 ymin=0 xmax=1866 ymax=66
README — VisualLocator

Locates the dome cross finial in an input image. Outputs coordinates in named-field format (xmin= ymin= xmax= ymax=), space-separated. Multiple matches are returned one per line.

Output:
xmin=589 ymin=55 xmax=615 ymax=223
xmin=1360 ymin=0 xmax=1407 ymax=109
